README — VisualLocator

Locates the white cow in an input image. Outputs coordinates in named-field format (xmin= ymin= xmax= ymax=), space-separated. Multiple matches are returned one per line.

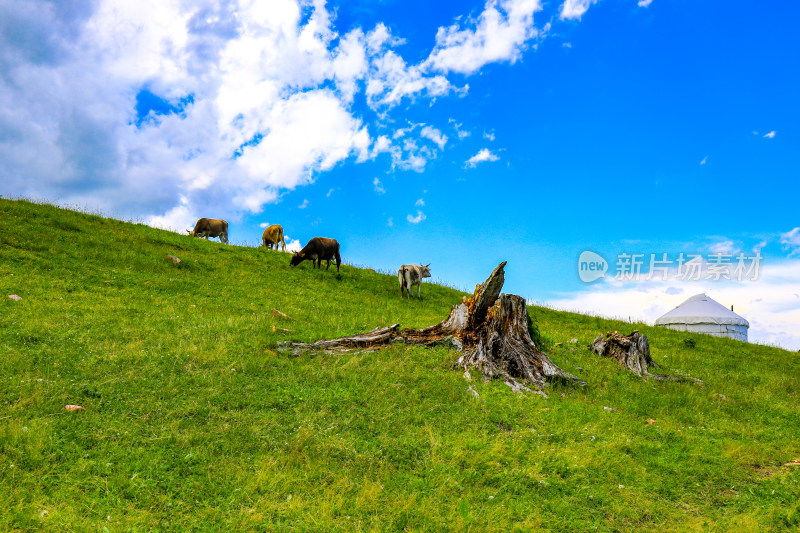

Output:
xmin=398 ymin=264 xmax=431 ymax=298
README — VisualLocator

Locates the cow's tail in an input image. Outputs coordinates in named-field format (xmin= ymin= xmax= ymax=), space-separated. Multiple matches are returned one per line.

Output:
xmin=399 ymin=266 xmax=409 ymax=297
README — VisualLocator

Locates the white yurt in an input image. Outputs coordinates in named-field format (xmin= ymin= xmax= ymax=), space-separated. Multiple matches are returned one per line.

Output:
xmin=654 ymin=293 xmax=749 ymax=342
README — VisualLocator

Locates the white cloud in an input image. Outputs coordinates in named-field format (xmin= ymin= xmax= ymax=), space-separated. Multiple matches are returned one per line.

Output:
xmin=370 ymin=124 xmax=442 ymax=172
xmin=259 ymin=222 xmax=270 ymax=228
xmin=483 ymin=131 xmax=496 ymax=141
xmin=370 ymin=135 xmax=392 ymax=157
xmin=547 ymin=260 xmax=800 ymax=351
xmin=763 ymin=131 xmax=776 ymax=138
xmin=365 ymin=31 xmax=457 ymax=108
xmin=383 ymin=137 xmax=435 ymax=172
xmin=0 ymin=0 xmax=552 ymax=229
xmin=781 ymin=227 xmax=800 ymax=255
xmin=415 ymin=198 xmax=425 ymax=207
xmin=407 ymin=210 xmax=427 ymax=224
xmin=283 ymin=237 xmax=303 ymax=253
xmin=148 ymin=196 xmax=195 ymax=232
xmin=232 ymin=90 xmax=371 ymax=211
xmin=373 ymin=177 xmax=386 ymax=194
xmin=0 ymin=0 xmax=379 ymax=227
xmin=449 ymin=119 xmax=471 ymax=140
xmin=387 ymin=217 xmax=393 ymax=227
xmin=560 ymin=0 xmax=598 ymax=20
xmin=709 ymin=240 xmax=739 ymax=256
xmin=424 ymin=0 xmax=543 ymax=75
xmin=298 ymin=199 xmax=309 ymax=209
xmin=700 ymin=155 xmax=708 ymax=165
xmin=465 ymin=148 xmax=500 ymax=167
xmin=420 ymin=125 xmax=448 ymax=150
xmin=753 ymin=240 xmax=768 ymax=254
xmin=637 ymin=0 xmax=653 ymax=7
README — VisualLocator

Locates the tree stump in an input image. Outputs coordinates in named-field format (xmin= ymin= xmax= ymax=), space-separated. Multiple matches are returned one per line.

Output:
xmin=590 ymin=330 xmax=703 ymax=383
xmin=281 ymin=262 xmax=584 ymax=393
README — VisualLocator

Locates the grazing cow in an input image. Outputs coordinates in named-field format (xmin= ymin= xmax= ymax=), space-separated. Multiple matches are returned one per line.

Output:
xmin=188 ymin=218 xmax=228 ymax=244
xmin=398 ymin=264 xmax=431 ymax=298
xmin=262 ymin=224 xmax=286 ymax=251
xmin=290 ymin=237 xmax=341 ymax=272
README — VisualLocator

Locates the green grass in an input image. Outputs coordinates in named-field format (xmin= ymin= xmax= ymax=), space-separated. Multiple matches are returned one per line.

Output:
xmin=1 ymin=198 xmax=799 ymax=532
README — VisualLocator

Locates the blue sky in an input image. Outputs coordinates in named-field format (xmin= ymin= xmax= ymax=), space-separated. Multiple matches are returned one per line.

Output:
xmin=1 ymin=0 xmax=798 ymax=348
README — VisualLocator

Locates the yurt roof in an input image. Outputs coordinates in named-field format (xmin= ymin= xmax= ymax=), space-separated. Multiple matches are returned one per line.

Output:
xmin=654 ymin=294 xmax=749 ymax=327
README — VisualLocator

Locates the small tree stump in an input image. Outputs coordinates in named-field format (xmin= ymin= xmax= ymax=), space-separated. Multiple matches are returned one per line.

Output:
xmin=590 ymin=330 xmax=703 ymax=383
xmin=281 ymin=262 xmax=584 ymax=393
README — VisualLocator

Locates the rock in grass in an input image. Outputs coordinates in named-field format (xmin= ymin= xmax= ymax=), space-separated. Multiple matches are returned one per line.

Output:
xmin=8 ymin=294 xmax=22 ymax=301
xmin=165 ymin=255 xmax=181 ymax=264
xmin=63 ymin=405 xmax=85 ymax=412
xmin=603 ymin=406 xmax=617 ymax=413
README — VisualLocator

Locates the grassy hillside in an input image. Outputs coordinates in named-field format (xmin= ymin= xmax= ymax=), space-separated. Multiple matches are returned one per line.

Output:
xmin=1 ymin=198 xmax=799 ymax=532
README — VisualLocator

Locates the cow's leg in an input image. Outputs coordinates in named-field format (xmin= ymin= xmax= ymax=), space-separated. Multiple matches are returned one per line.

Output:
xmin=417 ymin=283 xmax=422 ymax=298
xmin=335 ymin=251 xmax=341 ymax=272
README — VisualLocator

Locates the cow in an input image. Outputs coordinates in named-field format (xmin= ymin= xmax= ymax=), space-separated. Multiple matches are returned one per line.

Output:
xmin=261 ymin=224 xmax=286 ymax=251
xmin=290 ymin=237 xmax=341 ymax=272
xmin=398 ymin=264 xmax=431 ymax=298
xmin=188 ymin=218 xmax=228 ymax=244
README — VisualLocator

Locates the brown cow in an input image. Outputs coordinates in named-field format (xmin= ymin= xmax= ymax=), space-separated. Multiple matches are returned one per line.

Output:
xmin=188 ymin=218 xmax=228 ymax=244
xmin=262 ymin=224 xmax=286 ymax=251
xmin=290 ymin=237 xmax=341 ymax=271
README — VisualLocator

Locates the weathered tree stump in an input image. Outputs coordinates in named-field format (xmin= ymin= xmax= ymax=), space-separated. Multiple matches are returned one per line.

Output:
xmin=281 ymin=262 xmax=585 ymax=393
xmin=590 ymin=330 xmax=703 ymax=383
